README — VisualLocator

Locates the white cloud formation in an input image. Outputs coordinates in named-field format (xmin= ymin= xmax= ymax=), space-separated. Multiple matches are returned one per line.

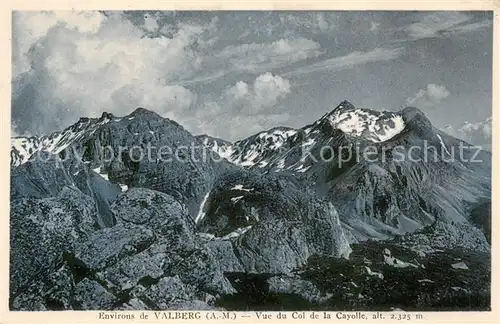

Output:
xmin=405 ymin=84 xmax=450 ymax=108
xmin=225 ymin=113 xmax=292 ymax=141
xmin=143 ymin=12 xmax=160 ymax=32
xmin=224 ymin=72 xmax=291 ymax=112
xmin=254 ymin=73 xmax=291 ymax=105
xmin=444 ymin=19 xmax=493 ymax=35
xmin=154 ymin=37 xmax=321 ymax=87
xmin=213 ymin=37 xmax=322 ymax=72
xmin=12 ymin=11 xmax=107 ymax=78
xmin=183 ymin=73 xmax=292 ymax=141
xmin=283 ymin=47 xmax=403 ymax=77
xmin=11 ymin=11 xmax=493 ymax=143
xmin=461 ymin=118 xmax=492 ymax=138
xmin=12 ymin=11 xmax=217 ymax=134
xmin=443 ymin=117 xmax=492 ymax=145
xmin=405 ymin=12 xmax=470 ymax=39
xmin=404 ymin=12 xmax=492 ymax=40
xmin=278 ymin=12 xmax=337 ymax=34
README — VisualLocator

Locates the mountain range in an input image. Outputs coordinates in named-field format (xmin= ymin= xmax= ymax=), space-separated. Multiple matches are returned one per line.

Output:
xmin=10 ymin=101 xmax=491 ymax=311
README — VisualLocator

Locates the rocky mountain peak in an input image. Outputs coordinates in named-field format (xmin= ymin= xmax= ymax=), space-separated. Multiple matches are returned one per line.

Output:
xmin=400 ymin=106 xmax=434 ymax=137
xmin=128 ymin=107 xmax=163 ymax=119
xmin=100 ymin=112 xmax=115 ymax=120
xmin=317 ymin=102 xmax=406 ymax=143
xmin=335 ymin=100 xmax=356 ymax=111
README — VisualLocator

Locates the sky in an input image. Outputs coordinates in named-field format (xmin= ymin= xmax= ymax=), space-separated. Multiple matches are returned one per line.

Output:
xmin=11 ymin=11 xmax=493 ymax=144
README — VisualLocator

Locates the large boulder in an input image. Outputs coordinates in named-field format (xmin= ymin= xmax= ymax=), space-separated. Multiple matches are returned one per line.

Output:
xmin=71 ymin=188 xmax=234 ymax=309
xmin=10 ymin=186 xmax=95 ymax=296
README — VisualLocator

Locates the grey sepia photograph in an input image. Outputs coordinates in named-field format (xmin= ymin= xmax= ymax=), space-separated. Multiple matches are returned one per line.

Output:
xmin=10 ymin=10 xmax=492 ymax=311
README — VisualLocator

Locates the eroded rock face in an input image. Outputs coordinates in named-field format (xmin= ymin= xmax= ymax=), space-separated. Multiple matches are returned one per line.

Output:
xmin=10 ymin=186 xmax=95 ymax=296
xmin=110 ymin=188 xmax=195 ymax=240
xmin=395 ymin=220 xmax=490 ymax=255
xmin=11 ymin=262 xmax=75 ymax=311
xmin=74 ymin=278 xmax=117 ymax=310
xmin=74 ymin=222 xmax=157 ymax=271
xmin=11 ymin=187 xmax=239 ymax=310
xmin=197 ymin=170 xmax=352 ymax=273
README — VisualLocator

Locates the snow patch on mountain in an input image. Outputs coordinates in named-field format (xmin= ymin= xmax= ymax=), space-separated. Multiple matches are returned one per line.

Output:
xmin=197 ymin=226 xmax=253 ymax=241
xmin=256 ymin=129 xmax=297 ymax=150
xmin=11 ymin=115 xmax=112 ymax=167
xmin=258 ymin=160 xmax=270 ymax=167
xmin=195 ymin=191 xmax=211 ymax=224
xmin=201 ymin=128 xmax=298 ymax=168
xmin=451 ymin=261 xmax=469 ymax=270
xmin=92 ymin=166 xmax=109 ymax=181
xmin=365 ymin=266 xmax=384 ymax=279
xmin=11 ymin=137 xmax=40 ymax=165
xmin=231 ymin=196 xmax=244 ymax=203
xmin=231 ymin=184 xmax=254 ymax=192
xmin=275 ymin=159 xmax=286 ymax=170
xmin=200 ymin=136 xmax=235 ymax=161
xmin=436 ymin=134 xmax=451 ymax=155
xmin=295 ymin=165 xmax=311 ymax=173
xmin=221 ymin=226 xmax=253 ymax=240
xmin=240 ymin=149 xmax=260 ymax=167
xmin=326 ymin=107 xmax=405 ymax=142
xmin=382 ymin=248 xmax=419 ymax=268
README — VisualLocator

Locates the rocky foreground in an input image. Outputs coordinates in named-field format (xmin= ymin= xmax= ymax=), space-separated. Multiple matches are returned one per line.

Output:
xmin=10 ymin=185 xmax=490 ymax=311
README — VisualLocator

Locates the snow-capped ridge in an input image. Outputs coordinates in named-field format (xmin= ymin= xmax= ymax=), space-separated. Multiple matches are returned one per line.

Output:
xmin=10 ymin=107 xmax=170 ymax=167
xmin=197 ymin=135 xmax=234 ymax=162
xmin=321 ymin=102 xmax=406 ymax=143
xmin=11 ymin=113 xmax=113 ymax=167
xmin=199 ymin=101 xmax=411 ymax=171
xmin=198 ymin=126 xmax=299 ymax=167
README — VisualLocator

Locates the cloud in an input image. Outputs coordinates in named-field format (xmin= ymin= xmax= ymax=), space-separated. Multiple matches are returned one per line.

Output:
xmin=11 ymin=11 xmax=493 ymax=145
xmin=443 ymin=117 xmax=492 ymax=145
xmin=405 ymin=12 xmax=470 ymax=39
xmin=283 ymin=47 xmax=403 ymax=77
xmin=12 ymin=11 xmax=107 ymax=78
xmin=278 ymin=12 xmax=337 ymax=34
xmin=370 ymin=22 xmax=380 ymax=32
xmin=143 ymin=12 xmax=160 ymax=32
xmin=461 ymin=118 xmax=492 ymax=138
xmin=225 ymin=113 xmax=292 ymax=141
xmin=183 ymin=73 xmax=292 ymax=141
xmin=225 ymin=72 xmax=291 ymax=111
xmin=404 ymin=12 xmax=492 ymax=40
xmin=12 ymin=11 xmax=216 ymax=135
xmin=405 ymin=84 xmax=450 ymax=108
xmin=171 ymin=37 xmax=322 ymax=86
xmin=216 ymin=38 xmax=322 ymax=71
xmin=444 ymin=19 xmax=493 ymax=35
xmin=188 ymin=110 xmax=292 ymax=142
